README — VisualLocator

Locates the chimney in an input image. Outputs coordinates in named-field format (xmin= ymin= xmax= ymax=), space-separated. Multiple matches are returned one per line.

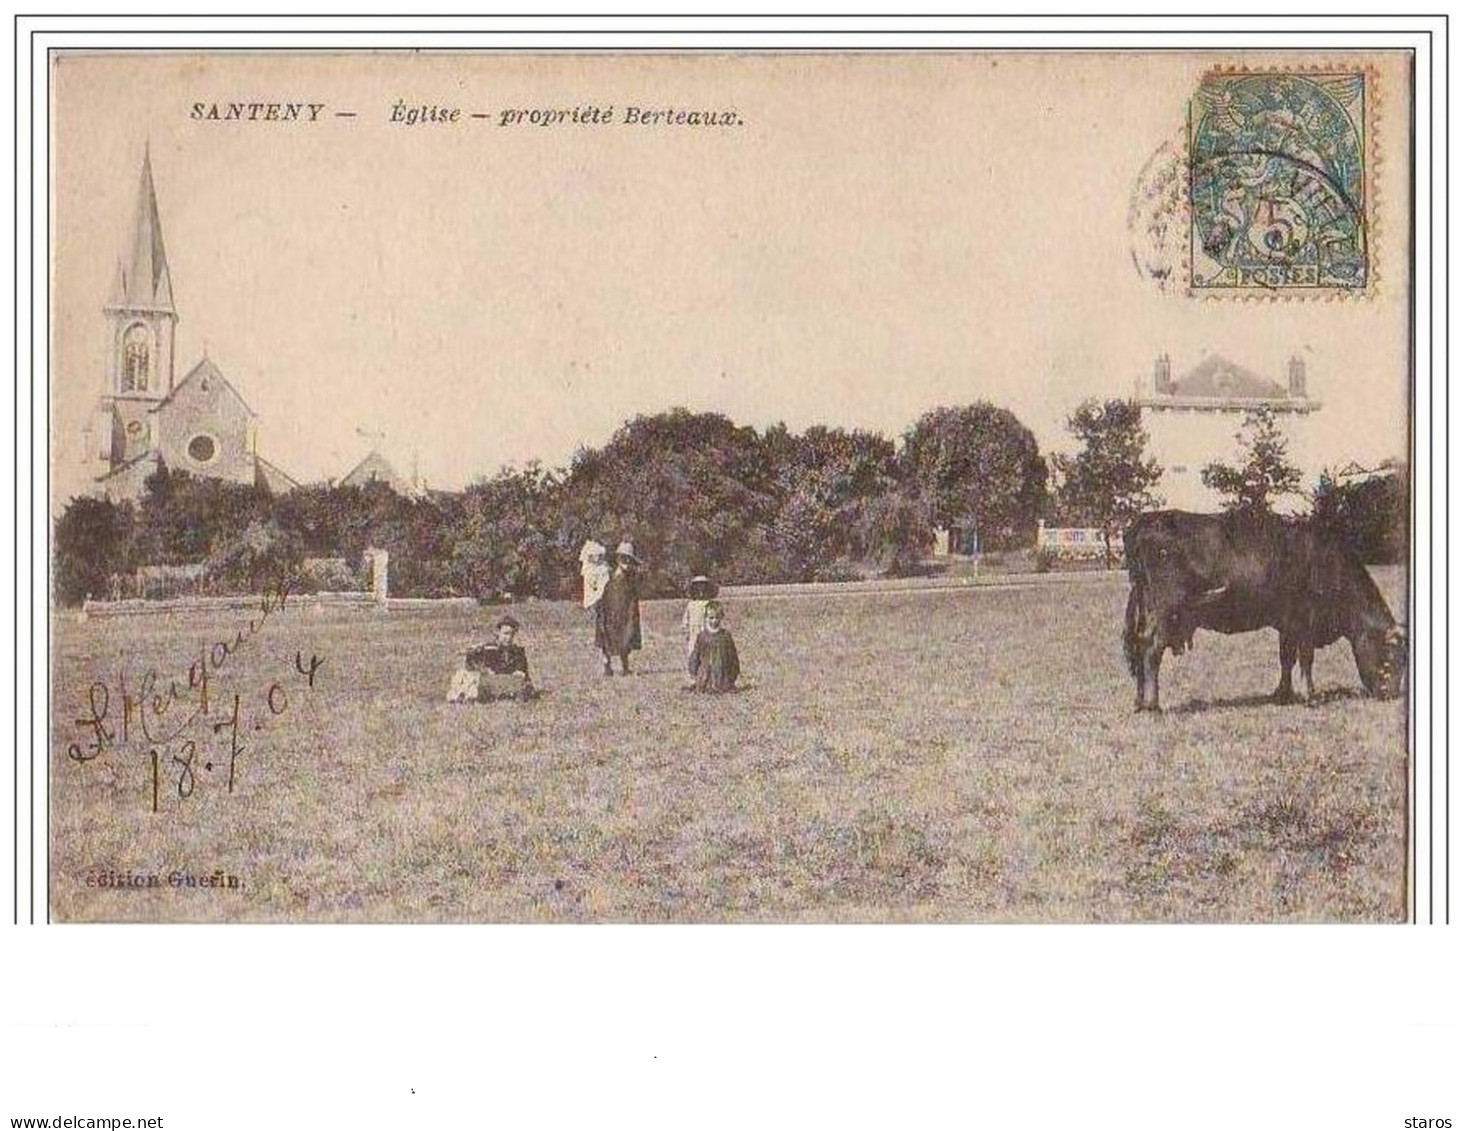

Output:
xmin=1288 ymin=356 xmax=1307 ymax=398
xmin=1154 ymin=352 xmax=1173 ymax=395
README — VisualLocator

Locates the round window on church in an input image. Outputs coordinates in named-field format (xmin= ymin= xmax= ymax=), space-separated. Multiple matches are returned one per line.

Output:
xmin=187 ymin=434 xmax=218 ymax=464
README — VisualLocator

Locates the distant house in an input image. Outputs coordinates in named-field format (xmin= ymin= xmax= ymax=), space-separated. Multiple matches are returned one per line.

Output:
xmin=1134 ymin=352 xmax=1321 ymax=512
xmin=337 ymin=450 xmax=422 ymax=498
xmin=1333 ymin=458 xmax=1403 ymax=486
xmin=85 ymin=150 xmax=297 ymax=501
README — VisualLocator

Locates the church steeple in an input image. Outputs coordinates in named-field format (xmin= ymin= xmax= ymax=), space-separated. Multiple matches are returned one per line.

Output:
xmin=90 ymin=147 xmax=294 ymax=501
xmin=102 ymin=147 xmax=178 ymax=406
xmin=107 ymin=146 xmax=175 ymax=315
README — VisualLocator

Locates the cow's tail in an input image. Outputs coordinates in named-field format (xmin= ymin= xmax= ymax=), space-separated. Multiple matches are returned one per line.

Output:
xmin=1124 ymin=583 xmax=1144 ymax=677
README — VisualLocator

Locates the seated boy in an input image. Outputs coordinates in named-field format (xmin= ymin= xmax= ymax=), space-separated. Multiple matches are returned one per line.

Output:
xmin=447 ymin=615 xmax=536 ymax=702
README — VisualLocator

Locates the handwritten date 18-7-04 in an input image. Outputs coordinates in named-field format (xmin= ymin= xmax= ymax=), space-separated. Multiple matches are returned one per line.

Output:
xmin=65 ymin=579 xmax=325 ymax=812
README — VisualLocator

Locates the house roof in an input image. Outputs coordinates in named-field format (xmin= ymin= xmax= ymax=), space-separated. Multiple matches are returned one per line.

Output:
xmin=1335 ymin=460 xmax=1401 ymax=483
xmin=339 ymin=450 xmax=418 ymax=496
xmin=1170 ymin=355 xmax=1289 ymax=400
xmin=106 ymin=148 xmax=175 ymax=316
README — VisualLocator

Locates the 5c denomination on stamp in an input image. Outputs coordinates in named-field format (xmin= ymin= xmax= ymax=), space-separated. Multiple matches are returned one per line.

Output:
xmin=1189 ymin=71 xmax=1369 ymax=295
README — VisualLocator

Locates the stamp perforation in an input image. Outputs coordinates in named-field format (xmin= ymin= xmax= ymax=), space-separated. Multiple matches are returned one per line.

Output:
xmin=1185 ymin=62 xmax=1382 ymax=303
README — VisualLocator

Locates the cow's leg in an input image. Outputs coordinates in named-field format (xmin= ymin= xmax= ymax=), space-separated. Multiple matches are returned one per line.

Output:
xmin=1298 ymin=640 xmax=1316 ymax=700
xmin=1125 ymin=587 xmax=1145 ymax=711
xmin=619 ymin=651 xmax=632 ymax=676
xmin=1127 ymin=588 xmax=1165 ymax=712
xmin=1138 ymin=638 xmax=1164 ymax=712
xmin=1274 ymin=633 xmax=1298 ymax=704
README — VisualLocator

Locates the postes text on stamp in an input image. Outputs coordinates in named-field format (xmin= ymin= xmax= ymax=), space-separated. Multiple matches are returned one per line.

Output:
xmin=1189 ymin=71 xmax=1368 ymax=295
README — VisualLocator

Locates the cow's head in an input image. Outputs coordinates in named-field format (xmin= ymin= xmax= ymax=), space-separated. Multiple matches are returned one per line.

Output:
xmin=1353 ymin=624 xmax=1407 ymax=700
xmin=1132 ymin=533 xmax=1186 ymax=595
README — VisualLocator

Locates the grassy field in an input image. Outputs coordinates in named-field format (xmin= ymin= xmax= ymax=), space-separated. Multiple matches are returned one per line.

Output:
xmin=49 ymin=570 xmax=1409 ymax=922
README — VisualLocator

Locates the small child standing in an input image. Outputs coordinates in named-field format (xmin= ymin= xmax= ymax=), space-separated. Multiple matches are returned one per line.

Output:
xmin=681 ymin=575 xmax=719 ymax=656
xmin=688 ymin=601 xmax=741 ymax=693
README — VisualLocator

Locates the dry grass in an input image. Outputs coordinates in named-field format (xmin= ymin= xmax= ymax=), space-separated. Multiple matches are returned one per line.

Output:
xmin=49 ymin=570 xmax=1408 ymax=922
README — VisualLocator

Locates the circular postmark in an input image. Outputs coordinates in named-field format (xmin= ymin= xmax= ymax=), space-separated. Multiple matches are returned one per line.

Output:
xmin=1127 ymin=130 xmax=1189 ymax=295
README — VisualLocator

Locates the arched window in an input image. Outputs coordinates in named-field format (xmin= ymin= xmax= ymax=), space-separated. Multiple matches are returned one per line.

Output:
xmin=122 ymin=324 xmax=151 ymax=392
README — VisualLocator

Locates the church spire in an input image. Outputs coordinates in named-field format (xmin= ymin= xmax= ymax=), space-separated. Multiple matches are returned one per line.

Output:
xmin=107 ymin=146 xmax=175 ymax=314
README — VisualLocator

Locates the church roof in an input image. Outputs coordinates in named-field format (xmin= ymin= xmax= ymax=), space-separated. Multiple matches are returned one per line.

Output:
xmin=94 ymin=448 xmax=160 ymax=484
xmin=1170 ymin=355 xmax=1288 ymax=400
xmin=254 ymin=454 xmax=300 ymax=495
xmin=339 ymin=450 xmax=419 ymax=497
xmin=149 ymin=357 xmax=258 ymax=416
xmin=107 ymin=148 xmax=175 ymax=316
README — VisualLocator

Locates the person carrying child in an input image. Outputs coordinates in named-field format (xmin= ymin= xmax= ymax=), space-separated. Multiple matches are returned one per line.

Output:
xmin=687 ymin=601 xmax=740 ymax=693
xmin=681 ymin=575 xmax=719 ymax=657
xmin=446 ymin=615 xmax=537 ymax=702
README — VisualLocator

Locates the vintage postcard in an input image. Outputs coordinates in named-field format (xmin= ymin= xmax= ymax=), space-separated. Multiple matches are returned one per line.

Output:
xmin=47 ymin=50 xmax=1417 ymax=924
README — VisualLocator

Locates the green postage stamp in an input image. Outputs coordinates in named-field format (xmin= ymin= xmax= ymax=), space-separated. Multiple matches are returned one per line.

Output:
xmin=1189 ymin=71 xmax=1369 ymax=294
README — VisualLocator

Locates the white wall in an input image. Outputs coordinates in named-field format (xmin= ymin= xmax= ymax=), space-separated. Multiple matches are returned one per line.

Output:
xmin=1142 ymin=406 xmax=1320 ymax=514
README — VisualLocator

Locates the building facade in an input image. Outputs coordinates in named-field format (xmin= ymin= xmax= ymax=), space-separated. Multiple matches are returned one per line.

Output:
xmin=1135 ymin=353 xmax=1321 ymax=512
xmin=86 ymin=151 xmax=296 ymax=501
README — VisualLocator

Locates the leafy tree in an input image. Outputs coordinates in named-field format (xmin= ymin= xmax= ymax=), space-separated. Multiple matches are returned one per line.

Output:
xmin=450 ymin=462 xmax=571 ymax=599
xmin=779 ymin=426 xmax=901 ymax=501
xmin=769 ymin=425 xmax=902 ymax=579
xmin=1051 ymin=398 xmax=1165 ymax=566
xmin=269 ymin=479 xmax=460 ymax=597
xmin=848 ymin=491 xmax=932 ymax=576
xmin=207 ymin=519 xmax=304 ymax=593
xmin=900 ymin=403 xmax=1048 ymax=551
xmin=1200 ymin=407 xmax=1304 ymax=513
xmin=134 ymin=464 xmax=270 ymax=566
xmin=53 ymin=495 xmax=136 ymax=605
xmin=561 ymin=409 xmax=782 ymax=592
xmin=1312 ymin=462 xmax=1409 ymax=563
xmin=272 ymin=482 xmax=356 ymax=556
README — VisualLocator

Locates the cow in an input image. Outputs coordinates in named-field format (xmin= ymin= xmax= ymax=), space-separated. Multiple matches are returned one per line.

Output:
xmin=1123 ymin=510 xmax=1406 ymax=712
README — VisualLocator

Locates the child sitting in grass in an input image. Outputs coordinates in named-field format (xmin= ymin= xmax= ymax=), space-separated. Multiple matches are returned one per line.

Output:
xmin=446 ymin=615 xmax=537 ymax=702
xmin=687 ymin=601 xmax=740 ymax=693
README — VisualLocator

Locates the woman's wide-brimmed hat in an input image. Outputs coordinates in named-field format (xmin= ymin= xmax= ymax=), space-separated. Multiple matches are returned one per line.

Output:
xmin=579 ymin=540 xmax=607 ymax=563
xmin=689 ymin=574 xmax=717 ymax=598
xmin=615 ymin=541 xmax=642 ymax=564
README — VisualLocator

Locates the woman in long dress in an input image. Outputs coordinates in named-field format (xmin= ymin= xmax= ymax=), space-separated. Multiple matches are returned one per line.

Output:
xmin=596 ymin=542 xmax=643 ymax=675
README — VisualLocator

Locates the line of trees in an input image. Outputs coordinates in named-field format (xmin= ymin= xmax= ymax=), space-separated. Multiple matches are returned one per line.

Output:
xmin=55 ymin=404 xmax=1050 ymax=604
xmin=53 ymin=399 xmax=1404 ymax=606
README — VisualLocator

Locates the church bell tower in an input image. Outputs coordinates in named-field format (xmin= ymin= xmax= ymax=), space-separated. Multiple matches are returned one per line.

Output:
xmin=94 ymin=147 xmax=177 ymax=468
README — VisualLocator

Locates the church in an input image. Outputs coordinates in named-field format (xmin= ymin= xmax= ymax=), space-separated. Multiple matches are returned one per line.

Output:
xmin=86 ymin=151 xmax=298 ymax=501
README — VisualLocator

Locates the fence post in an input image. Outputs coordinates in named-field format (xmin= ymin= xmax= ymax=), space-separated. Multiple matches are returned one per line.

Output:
xmin=365 ymin=548 xmax=390 ymax=606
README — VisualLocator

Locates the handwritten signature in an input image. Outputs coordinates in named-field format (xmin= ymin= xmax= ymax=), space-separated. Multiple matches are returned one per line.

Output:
xmin=65 ymin=577 xmax=326 ymax=812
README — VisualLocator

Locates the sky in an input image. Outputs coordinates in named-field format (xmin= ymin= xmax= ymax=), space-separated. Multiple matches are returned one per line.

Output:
xmin=50 ymin=51 xmax=1413 ymax=502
